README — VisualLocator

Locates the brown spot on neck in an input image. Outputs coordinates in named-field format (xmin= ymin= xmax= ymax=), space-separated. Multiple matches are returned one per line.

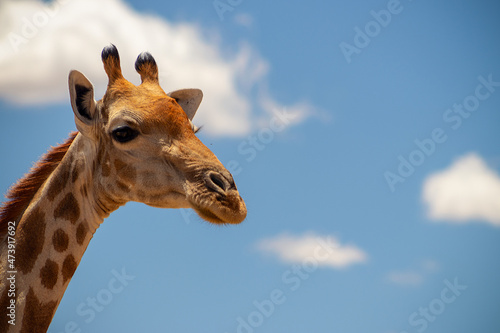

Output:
xmin=62 ymin=254 xmax=77 ymax=284
xmin=21 ymin=288 xmax=58 ymax=333
xmin=76 ymin=221 xmax=88 ymax=246
xmin=47 ymin=164 xmax=71 ymax=202
xmin=54 ymin=193 xmax=80 ymax=224
xmin=52 ymin=228 xmax=69 ymax=252
xmin=72 ymin=163 xmax=81 ymax=183
xmin=16 ymin=207 xmax=46 ymax=274
xmin=40 ymin=259 xmax=59 ymax=290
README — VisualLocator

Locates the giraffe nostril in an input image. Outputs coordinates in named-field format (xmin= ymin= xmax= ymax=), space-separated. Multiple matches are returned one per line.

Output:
xmin=211 ymin=173 xmax=226 ymax=190
xmin=205 ymin=171 xmax=229 ymax=194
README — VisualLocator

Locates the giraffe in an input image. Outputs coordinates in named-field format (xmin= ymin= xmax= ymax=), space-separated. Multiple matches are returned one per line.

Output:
xmin=0 ymin=45 xmax=247 ymax=332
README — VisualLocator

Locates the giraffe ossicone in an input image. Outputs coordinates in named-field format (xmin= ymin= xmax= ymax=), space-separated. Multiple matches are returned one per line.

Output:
xmin=0 ymin=45 xmax=246 ymax=332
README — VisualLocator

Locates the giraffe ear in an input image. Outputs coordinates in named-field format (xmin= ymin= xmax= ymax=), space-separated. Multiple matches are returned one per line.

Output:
xmin=69 ymin=70 xmax=97 ymax=133
xmin=167 ymin=89 xmax=203 ymax=120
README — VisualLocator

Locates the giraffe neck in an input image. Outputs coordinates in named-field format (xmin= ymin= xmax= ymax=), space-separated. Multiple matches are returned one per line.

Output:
xmin=0 ymin=134 xmax=121 ymax=332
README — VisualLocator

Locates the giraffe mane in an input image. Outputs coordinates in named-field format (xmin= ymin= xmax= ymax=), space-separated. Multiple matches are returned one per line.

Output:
xmin=0 ymin=131 xmax=78 ymax=238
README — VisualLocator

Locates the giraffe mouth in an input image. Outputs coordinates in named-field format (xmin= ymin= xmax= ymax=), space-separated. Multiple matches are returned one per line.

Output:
xmin=191 ymin=204 xmax=227 ymax=224
xmin=187 ymin=171 xmax=247 ymax=225
xmin=190 ymin=194 xmax=247 ymax=225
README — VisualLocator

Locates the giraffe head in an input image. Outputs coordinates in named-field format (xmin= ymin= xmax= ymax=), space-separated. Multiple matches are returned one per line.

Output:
xmin=68 ymin=45 xmax=246 ymax=224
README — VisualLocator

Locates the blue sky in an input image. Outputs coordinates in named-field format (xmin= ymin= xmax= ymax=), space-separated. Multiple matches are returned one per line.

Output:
xmin=1 ymin=0 xmax=500 ymax=332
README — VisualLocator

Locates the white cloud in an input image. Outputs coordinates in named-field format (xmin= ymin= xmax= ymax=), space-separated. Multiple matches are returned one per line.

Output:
xmin=422 ymin=153 xmax=500 ymax=227
xmin=255 ymin=232 xmax=367 ymax=269
xmin=0 ymin=0 xmax=311 ymax=137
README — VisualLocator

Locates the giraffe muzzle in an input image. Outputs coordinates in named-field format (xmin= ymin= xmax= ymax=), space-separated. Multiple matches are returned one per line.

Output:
xmin=187 ymin=169 xmax=246 ymax=225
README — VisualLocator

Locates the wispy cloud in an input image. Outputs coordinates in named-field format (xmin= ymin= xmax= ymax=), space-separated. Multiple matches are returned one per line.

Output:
xmin=0 ymin=0 xmax=312 ymax=137
xmin=255 ymin=232 xmax=367 ymax=269
xmin=386 ymin=259 xmax=439 ymax=287
xmin=386 ymin=271 xmax=424 ymax=287
xmin=233 ymin=13 xmax=254 ymax=28
xmin=422 ymin=153 xmax=500 ymax=227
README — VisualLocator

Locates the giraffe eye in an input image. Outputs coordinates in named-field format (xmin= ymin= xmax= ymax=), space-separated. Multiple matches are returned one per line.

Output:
xmin=111 ymin=126 xmax=139 ymax=143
